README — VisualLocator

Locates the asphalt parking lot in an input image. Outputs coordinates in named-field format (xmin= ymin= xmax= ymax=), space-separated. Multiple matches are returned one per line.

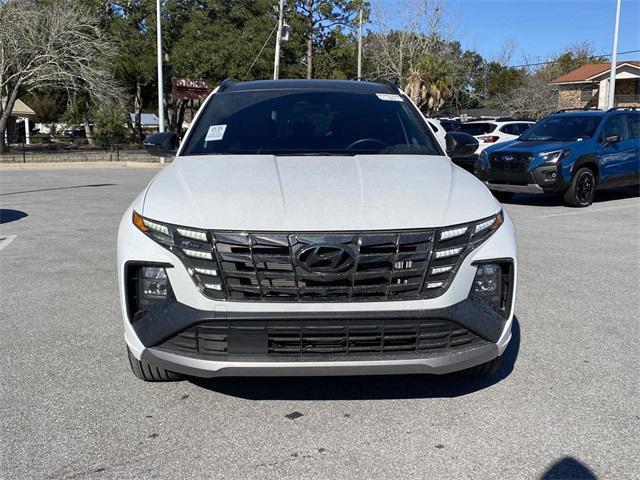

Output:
xmin=1 ymin=167 xmax=639 ymax=480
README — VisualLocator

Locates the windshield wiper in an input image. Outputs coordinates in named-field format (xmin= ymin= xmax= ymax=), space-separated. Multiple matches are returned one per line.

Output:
xmin=276 ymin=152 xmax=356 ymax=156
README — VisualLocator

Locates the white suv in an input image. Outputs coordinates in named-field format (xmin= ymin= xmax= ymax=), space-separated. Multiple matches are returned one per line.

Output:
xmin=459 ymin=119 xmax=534 ymax=153
xmin=118 ymin=80 xmax=517 ymax=381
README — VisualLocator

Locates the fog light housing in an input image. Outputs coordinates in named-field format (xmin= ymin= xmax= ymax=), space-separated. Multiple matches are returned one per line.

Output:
xmin=126 ymin=263 xmax=174 ymax=321
xmin=141 ymin=266 xmax=168 ymax=299
xmin=473 ymin=263 xmax=502 ymax=303
xmin=471 ymin=261 xmax=514 ymax=317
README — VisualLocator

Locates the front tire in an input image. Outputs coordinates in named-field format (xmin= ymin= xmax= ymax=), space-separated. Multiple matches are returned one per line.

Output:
xmin=564 ymin=167 xmax=596 ymax=207
xmin=127 ymin=346 xmax=182 ymax=382
xmin=491 ymin=191 xmax=514 ymax=203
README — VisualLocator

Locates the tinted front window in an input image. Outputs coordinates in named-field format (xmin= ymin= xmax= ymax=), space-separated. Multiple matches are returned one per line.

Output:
xmin=516 ymin=123 xmax=533 ymax=134
xmin=458 ymin=123 xmax=497 ymax=135
xmin=500 ymin=124 xmax=518 ymax=135
xmin=440 ymin=121 xmax=459 ymax=132
xmin=601 ymin=115 xmax=628 ymax=141
xmin=182 ymin=90 xmax=440 ymax=156
xmin=519 ymin=115 xmax=602 ymax=141
xmin=626 ymin=113 xmax=640 ymax=139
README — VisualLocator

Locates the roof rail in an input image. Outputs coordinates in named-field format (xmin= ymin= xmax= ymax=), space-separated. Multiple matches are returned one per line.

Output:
xmin=606 ymin=106 xmax=639 ymax=112
xmin=494 ymin=116 xmax=515 ymax=122
xmin=218 ymin=78 xmax=235 ymax=93
xmin=554 ymin=107 xmax=602 ymax=113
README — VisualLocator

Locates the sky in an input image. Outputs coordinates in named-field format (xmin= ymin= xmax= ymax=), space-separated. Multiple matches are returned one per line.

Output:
xmin=374 ymin=0 xmax=640 ymax=66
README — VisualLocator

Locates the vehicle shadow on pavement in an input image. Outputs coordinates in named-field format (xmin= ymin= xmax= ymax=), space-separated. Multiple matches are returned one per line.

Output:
xmin=503 ymin=186 xmax=639 ymax=207
xmin=540 ymin=456 xmax=597 ymax=480
xmin=0 ymin=209 xmax=28 ymax=224
xmin=189 ymin=317 xmax=521 ymax=400
xmin=0 ymin=183 xmax=115 ymax=196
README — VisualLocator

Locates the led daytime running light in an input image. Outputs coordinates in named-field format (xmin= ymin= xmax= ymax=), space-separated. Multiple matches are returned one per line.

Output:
xmin=177 ymin=227 xmax=208 ymax=242
xmin=182 ymin=248 xmax=213 ymax=260
xmin=143 ymin=219 xmax=170 ymax=236
xmin=440 ymin=226 xmax=468 ymax=241
xmin=435 ymin=247 xmax=463 ymax=259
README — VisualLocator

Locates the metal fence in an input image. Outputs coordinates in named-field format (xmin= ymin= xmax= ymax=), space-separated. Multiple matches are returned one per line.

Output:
xmin=0 ymin=135 xmax=159 ymax=164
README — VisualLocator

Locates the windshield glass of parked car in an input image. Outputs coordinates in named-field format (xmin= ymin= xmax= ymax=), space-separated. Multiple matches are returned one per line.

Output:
xmin=519 ymin=115 xmax=602 ymax=142
xmin=181 ymin=89 xmax=441 ymax=156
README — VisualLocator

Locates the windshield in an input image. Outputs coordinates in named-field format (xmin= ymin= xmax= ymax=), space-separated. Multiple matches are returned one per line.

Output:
xmin=519 ymin=115 xmax=602 ymax=141
xmin=458 ymin=123 xmax=496 ymax=135
xmin=181 ymin=89 xmax=441 ymax=156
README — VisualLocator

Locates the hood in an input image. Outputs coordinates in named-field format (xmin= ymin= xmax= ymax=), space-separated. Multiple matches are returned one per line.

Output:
xmin=487 ymin=139 xmax=578 ymax=154
xmin=142 ymin=155 xmax=499 ymax=231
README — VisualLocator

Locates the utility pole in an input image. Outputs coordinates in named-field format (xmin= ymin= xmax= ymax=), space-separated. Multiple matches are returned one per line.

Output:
xmin=607 ymin=0 xmax=622 ymax=109
xmin=156 ymin=0 xmax=165 ymax=132
xmin=357 ymin=7 xmax=363 ymax=80
xmin=273 ymin=0 xmax=285 ymax=80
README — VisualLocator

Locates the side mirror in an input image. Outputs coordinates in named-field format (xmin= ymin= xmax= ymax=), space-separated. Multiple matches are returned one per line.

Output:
xmin=445 ymin=132 xmax=479 ymax=158
xmin=143 ymin=132 xmax=179 ymax=157
xmin=604 ymin=134 xmax=620 ymax=145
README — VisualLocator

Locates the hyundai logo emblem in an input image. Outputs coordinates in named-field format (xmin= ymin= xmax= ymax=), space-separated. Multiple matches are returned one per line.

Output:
xmin=296 ymin=245 xmax=356 ymax=273
xmin=502 ymin=154 xmax=514 ymax=161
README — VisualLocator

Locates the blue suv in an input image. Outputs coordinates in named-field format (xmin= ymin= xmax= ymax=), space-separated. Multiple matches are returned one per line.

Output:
xmin=476 ymin=108 xmax=640 ymax=207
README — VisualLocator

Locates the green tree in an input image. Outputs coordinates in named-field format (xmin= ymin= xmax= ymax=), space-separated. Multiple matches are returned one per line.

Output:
xmin=295 ymin=0 xmax=367 ymax=79
xmin=103 ymin=0 xmax=156 ymax=140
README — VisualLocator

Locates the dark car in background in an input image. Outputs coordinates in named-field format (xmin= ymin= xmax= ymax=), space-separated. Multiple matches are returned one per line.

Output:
xmin=476 ymin=108 xmax=640 ymax=207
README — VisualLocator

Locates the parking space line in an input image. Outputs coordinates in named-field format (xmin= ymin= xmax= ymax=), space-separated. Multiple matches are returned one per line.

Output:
xmin=0 ymin=234 xmax=17 ymax=251
xmin=537 ymin=203 xmax=640 ymax=219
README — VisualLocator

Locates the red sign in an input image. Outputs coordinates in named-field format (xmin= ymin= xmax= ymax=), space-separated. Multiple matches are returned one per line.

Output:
xmin=172 ymin=78 xmax=211 ymax=100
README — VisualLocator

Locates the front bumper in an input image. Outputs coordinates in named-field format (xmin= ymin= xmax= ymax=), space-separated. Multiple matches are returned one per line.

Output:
xmin=128 ymin=289 xmax=512 ymax=378
xmin=143 ymin=341 xmax=499 ymax=377
xmin=484 ymin=182 xmax=544 ymax=194
xmin=480 ymin=158 xmax=568 ymax=194
xmin=119 ymin=205 xmax=517 ymax=377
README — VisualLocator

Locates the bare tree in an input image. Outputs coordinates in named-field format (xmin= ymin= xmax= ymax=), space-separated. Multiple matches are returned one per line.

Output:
xmin=496 ymin=71 xmax=557 ymax=119
xmin=493 ymin=42 xmax=602 ymax=119
xmin=367 ymin=0 xmax=447 ymax=84
xmin=0 ymin=0 xmax=119 ymax=152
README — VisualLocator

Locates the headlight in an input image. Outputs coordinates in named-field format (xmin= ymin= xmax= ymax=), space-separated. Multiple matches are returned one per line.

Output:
xmin=132 ymin=211 xmax=224 ymax=298
xmin=539 ymin=149 xmax=571 ymax=163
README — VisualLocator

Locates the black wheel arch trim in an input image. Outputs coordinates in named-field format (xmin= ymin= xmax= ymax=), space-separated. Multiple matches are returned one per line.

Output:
xmin=571 ymin=153 xmax=601 ymax=180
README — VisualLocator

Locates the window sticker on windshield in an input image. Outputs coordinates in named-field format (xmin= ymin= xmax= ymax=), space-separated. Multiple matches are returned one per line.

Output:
xmin=205 ymin=124 xmax=227 ymax=141
xmin=376 ymin=93 xmax=403 ymax=102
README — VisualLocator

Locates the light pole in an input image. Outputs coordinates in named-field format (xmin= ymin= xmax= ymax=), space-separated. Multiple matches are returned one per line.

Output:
xmin=273 ymin=0 xmax=285 ymax=80
xmin=357 ymin=8 xmax=363 ymax=80
xmin=607 ymin=0 xmax=622 ymax=109
xmin=156 ymin=0 xmax=165 ymax=132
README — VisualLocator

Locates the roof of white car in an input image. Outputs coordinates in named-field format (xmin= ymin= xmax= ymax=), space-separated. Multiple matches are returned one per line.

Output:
xmin=463 ymin=119 xmax=534 ymax=125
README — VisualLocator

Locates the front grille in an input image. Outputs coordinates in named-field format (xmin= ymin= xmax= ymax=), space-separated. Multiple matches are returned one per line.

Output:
xmin=157 ymin=318 xmax=485 ymax=359
xmin=489 ymin=152 xmax=533 ymax=173
xmin=214 ymin=232 xmax=437 ymax=302
xmin=139 ymin=214 xmax=501 ymax=303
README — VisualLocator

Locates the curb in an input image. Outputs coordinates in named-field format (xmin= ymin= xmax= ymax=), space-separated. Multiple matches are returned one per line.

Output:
xmin=0 ymin=161 xmax=167 ymax=170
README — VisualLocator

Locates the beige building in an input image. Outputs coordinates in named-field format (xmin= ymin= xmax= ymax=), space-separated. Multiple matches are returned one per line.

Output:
xmin=550 ymin=61 xmax=640 ymax=110
xmin=2 ymin=98 xmax=36 ymax=144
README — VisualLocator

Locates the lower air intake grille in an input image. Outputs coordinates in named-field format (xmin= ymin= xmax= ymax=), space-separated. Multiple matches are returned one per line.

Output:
xmin=157 ymin=318 xmax=484 ymax=359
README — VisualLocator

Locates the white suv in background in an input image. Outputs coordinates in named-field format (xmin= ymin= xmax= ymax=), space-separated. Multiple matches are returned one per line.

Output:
xmin=459 ymin=119 xmax=535 ymax=153
xmin=119 ymin=79 xmax=517 ymax=381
